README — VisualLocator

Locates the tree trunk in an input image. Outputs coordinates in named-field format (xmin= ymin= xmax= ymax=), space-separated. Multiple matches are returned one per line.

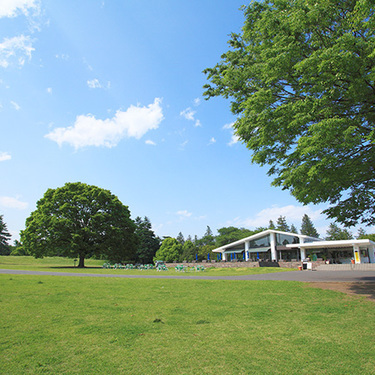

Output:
xmin=77 ymin=254 xmax=85 ymax=268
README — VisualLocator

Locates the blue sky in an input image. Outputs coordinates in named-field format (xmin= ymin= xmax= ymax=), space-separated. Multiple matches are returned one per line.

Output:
xmin=0 ymin=0 xmax=369 ymax=242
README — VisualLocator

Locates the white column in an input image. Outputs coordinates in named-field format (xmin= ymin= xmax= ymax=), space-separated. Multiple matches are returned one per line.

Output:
xmin=369 ymin=245 xmax=375 ymax=263
xmin=299 ymin=237 xmax=306 ymax=260
xmin=222 ymin=252 xmax=227 ymax=261
xmin=270 ymin=232 xmax=277 ymax=261
xmin=245 ymin=241 xmax=249 ymax=261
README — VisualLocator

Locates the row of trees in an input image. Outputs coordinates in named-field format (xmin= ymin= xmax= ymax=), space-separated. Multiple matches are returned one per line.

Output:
xmin=0 ymin=183 xmax=371 ymax=266
xmin=153 ymin=215 xmax=366 ymax=263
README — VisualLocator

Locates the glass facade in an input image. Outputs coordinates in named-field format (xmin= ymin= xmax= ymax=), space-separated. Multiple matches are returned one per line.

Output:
xmin=249 ymin=235 xmax=270 ymax=249
xmin=276 ymin=233 xmax=299 ymax=246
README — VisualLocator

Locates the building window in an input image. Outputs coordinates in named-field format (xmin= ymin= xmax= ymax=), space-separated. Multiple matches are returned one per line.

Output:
xmin=249 ymin=235 xmax=270 ymax=249
xmin=276 ymin=234 xmax=299 ymax=246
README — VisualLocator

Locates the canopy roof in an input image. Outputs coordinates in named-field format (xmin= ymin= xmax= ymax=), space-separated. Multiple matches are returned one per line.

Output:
xmin=212 ymin=229 xmax=320 ymax=253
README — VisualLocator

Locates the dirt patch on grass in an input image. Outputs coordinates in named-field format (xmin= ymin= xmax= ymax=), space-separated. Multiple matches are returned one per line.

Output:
xmin=308 ymin=282 xmax=375 ymax=302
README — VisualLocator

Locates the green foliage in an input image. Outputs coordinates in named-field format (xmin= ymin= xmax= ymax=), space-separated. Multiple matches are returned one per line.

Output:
xmin=9 ymin=240 xmax=28 ymax=256
xmin=300 ymin=214 xmax=320 ymax=238
xmin=325 ymin=223 xmax=353 ymax=241
xmin=179 ymin=240 xmax=198 ymax=262
xmin=134 ymin=216 xmax=160 ymax=264
xmin=196 ymin=226 xmax=215 ymax=247
xmin=215 ymin=226 xmax=255 ymax=247
xmin=153 ymin=238 xmax=182 ymax=263
xmin=276 ymin=216 xmax=290 ymax=232
xmin=204 ymin=0 xmax=375 ymax=226
xmin=290 ymin=224 xmax=298 ymax=234
xmin=0 ymin=214 xmax=11 ymax=255
xmin=357 ymin=232 xmax=375 ymax=242
xmin=21 ymin=182 xmax=138 ymax=267
xmin=176 ymin=232 xmax=185 ymax=245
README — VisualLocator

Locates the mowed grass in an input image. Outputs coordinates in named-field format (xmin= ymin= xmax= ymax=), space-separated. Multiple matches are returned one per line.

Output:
xmin=0 ymin=256 xmax=295 ymax=276
xmin=1 ymin=273 xmax=374 ymax=374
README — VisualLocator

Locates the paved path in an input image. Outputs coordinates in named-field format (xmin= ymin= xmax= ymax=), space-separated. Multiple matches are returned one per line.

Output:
xmin=1 ymin=269 xmax=375 ymax=282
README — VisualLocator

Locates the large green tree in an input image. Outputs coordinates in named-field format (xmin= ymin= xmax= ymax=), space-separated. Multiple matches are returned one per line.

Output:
xmin=300 ymin=214 xmax=320 ymax=238
xmin=21 ymin=182 xmax=138 ymax=267
xmin=325 ymin=223 xmax=353 ymax=241
xmin=134 ymin=216 xmax=160 ymax=264
xmin=0 ymin=214 xmax=11 ymax=255
xmin=276 ymin=216 xmax=290 ymax=232
xmin=204 ymin=0 xmax=375 ymax=226
xmin=153 ymin=238 xmax=182 ymax=263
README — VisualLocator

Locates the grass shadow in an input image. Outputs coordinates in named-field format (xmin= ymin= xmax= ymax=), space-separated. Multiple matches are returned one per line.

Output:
xmin=348 ymin=282 xmax=375 ymax=301
xmin=50 ymin=266 xmax=102 ymax=269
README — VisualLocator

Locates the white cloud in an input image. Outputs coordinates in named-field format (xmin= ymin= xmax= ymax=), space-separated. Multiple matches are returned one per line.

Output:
xmin=223 ymin=122 xmax=234 ymax=130
xmin=46 ymin=87 xmax=52 ymax=94
xmin=180 ymin=107 xmax=196 ymax=121
xmin=208 ymin=137 xmax=216 ymax=145
xmin=145 ymin=139 xmax=156 ymax=146
xmin=87 ymin=78 xmax=110 ymax=89
xmin=0 ymin=152 xmax=11 ymax=161
xmin=177 ymin=210 xmax=192 ymax=218
xmin=228 ymin=134 xmax=240 ymax=146
xmin=0 ymin=0 xmax=39 ymax=18
xmin=193 ymin=97 xmax=201 ymax=106
xmin=179 ymin=140 xmax=188 ymax=150
xmin=87 ymin=78 xmax=101 ymax=89
xmin=45 ymin=98 xmax=164 ymax=149
xmin=223 ymin=122 xmax=240 ymax=145
xmin=0 ymin=35 xmax=34 ymax=68
xmin=228 ymin=205 xmax=323 ymax=229
xmin=195 ymin=119 xmax=201 ymax=127
xmin=11 ymin=100 xmax=20 ymax=110
xmin=0 ymin=196 xmax=28 ymax=210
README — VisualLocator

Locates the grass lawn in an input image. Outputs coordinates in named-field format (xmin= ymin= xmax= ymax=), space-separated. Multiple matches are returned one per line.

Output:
xmin=0 ymin=256 xmax=296 ymax=276
xmin=0 ymin=272 xmax=374 ymax=374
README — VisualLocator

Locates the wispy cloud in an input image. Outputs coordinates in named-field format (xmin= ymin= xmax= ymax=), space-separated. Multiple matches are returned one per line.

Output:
xmin=145 ymin=139 xmax=156 ymax=146
xmin=0 ymin=152 xmax=11 ymax=161
xmin=228 ymin=205 xmax=324 ymax=229
xmin=0 ymin=196 xmax=28 ymax=210
xmin=208 ymin=137 xmax=216 ymax=145
xmin=180 ymin=106 xmax=201 ymax=127
xmin=11 ymin=101 xmax=21 ymax=110
xmin=45 ymin=98 xmax=164 ymax=149
xmin=0 ymin=35 xmax=35 ymax=68
xmin=46 ymin=87 xmax=52 ymax=94
xmin=87 ymin=78 xmax=110 ymax=89
xmin=0 ymin=0 xmax=40 ymax=18
xmin=177 ymin=210 xmax=192 ymax=218
xmin=193 ymin=97 xmax=201 ymax=106
xmin=180 ymin=107 xmax=195 ymax=121
xmin=223 ymin=122 xmax=240 ymax=146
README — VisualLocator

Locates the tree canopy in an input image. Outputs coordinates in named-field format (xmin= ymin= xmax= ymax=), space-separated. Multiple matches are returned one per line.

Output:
xmin=300 ymin=214 xmax=320 ymax=238
xmin=134 ymin=216 xmax=160 ymax=264
xmin=153 ymin=238 xmax=182 ymax=263
xmin=204 ymin=0 xmax=375 ymax=226
xmin=21 ymin=182 xmax=138 ymax=267
xmin=325 ymin=223 xmax=353 ymax=241
xmin=0 ymin=214 xmax=11 ymax=255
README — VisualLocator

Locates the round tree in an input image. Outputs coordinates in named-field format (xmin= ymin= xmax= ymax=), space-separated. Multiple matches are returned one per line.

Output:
xmin=21 ymin=182 xmax=138 ymax=267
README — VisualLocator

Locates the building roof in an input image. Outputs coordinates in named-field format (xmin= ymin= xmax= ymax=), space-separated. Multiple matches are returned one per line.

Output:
xmin=286 ymin=239 xmax=375 ymax=249
xmin=212 ymin=229 xmax=320 ymax=253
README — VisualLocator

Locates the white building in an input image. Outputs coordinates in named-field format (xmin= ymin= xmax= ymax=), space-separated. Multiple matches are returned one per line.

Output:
xmin=212 ymin=229 xmax=375 ymax=264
